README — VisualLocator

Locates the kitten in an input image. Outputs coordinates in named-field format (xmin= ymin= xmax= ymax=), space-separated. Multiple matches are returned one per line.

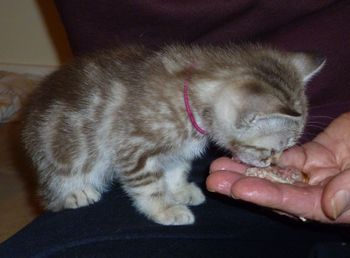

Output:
xmin=22 ymin=44 xmax=325 ymax=225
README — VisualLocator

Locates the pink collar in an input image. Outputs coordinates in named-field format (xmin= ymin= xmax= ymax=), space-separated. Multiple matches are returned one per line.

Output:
xmin=183 ymin=78 xmax=208 ymax=135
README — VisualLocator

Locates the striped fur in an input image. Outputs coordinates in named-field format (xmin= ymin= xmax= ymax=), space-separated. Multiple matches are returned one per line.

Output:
xmin=22 ymin=44 xmax=324 ymax=225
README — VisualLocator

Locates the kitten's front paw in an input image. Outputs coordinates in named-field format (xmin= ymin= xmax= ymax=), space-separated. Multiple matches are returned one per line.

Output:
xmin=154 ymin=205 xmax=195 ymax=225
xmin=173 ymin=183 xmax=206 ymax=206
xmin=64 ymin=187 xmax=101 ymax=209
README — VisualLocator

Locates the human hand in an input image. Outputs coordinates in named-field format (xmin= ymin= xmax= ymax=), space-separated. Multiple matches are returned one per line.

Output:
xmin=207 ymin=112 xmax=350 ymax=223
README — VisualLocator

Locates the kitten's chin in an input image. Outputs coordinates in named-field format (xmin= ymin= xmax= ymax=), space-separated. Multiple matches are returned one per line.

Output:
xmin=232 ymin=153 xmax=272 ymax=168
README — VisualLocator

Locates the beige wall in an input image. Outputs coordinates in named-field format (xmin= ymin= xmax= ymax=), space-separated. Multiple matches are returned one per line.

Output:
xmin=0 ymin=0 xmax=72 ymax=66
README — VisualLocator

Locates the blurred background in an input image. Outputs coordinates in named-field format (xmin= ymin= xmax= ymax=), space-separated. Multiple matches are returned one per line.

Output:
xmin=0 ymin=0 xmax=72 ymax=242
xmin=0 ymin=0 xmax=72 ymax=68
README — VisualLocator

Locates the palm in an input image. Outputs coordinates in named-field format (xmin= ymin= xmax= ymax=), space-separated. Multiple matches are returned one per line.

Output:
xmin=207 ymin=113 xmax=350 ymax=223
xmin=283 ymin=112 xmax=350 ymax=183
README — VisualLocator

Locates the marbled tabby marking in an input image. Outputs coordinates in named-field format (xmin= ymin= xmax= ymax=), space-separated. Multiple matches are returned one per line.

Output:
xmin=22 ymin=44 xmax=324 ymax=225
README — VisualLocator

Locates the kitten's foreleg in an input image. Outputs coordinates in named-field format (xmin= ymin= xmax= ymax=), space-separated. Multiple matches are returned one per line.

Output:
xmin=163 ymin=160 xmax=205 ymax=206
xmin=120 ymin=156 xmax=195 ymax=225
xmin=63 ymin=186 xmax=101 ymax=209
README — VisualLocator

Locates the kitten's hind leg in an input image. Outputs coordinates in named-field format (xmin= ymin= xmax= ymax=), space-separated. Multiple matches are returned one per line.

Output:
xmin=42 ymin=166 xmax=109 ymax=211
xmin=120 ymin=156 xmax=195 ymax=225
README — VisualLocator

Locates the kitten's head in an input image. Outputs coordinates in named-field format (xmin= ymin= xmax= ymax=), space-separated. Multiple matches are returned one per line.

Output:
xmin=161 ymin=45 xmax=325 ymax=166
xmin=202 ymin=47 xmax=325 ymax=167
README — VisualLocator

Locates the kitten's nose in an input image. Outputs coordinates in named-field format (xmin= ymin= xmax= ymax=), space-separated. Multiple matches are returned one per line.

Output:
xmin=270 ymin=149 xmax=276 ymax=156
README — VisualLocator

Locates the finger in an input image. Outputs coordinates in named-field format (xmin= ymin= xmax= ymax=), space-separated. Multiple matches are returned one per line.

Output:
xmin=322 ymin=169 xmax=350 ymax=221
xmin=277 ymin=145 xmax=307 ymax=170
xmin=231 ymin=177 xmax=333 ymax=222
xmin=206 ymin=171 xmax=243 ymax=195
xmin=279 ymin=143 xmax=338 ymax=184
xmin=313 ymin=112 xmax=350 ymax=161
xmin=209 ymin=157 xmax=248 ymax=174
xmin=279 ymin=143 xmax=334 ymax=171
xmin=306 ymin=167 xmax=339 ymax=186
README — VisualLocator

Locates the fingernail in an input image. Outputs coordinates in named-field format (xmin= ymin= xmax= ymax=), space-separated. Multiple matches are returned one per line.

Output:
xmin=207 ymin=187 xmax=216 ymax=193
xmin=231 ymin=193 xmax=239 ymax=200
xmin=209 ymin=181 xmax=233 ymax=196
xmin=331 ymin=190 xmax=350 ymax=219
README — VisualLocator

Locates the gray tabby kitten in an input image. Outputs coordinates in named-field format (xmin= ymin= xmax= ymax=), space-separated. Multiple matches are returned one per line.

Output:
xmin=22 ymin=44 xmax=324 ymax=225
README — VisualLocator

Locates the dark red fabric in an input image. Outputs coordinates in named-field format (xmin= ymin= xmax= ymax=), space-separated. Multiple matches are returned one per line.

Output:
xmin=55 ymin=0 xmax=337 ymax=53
xmin=55 ymin=0 xmax=350 ymax=140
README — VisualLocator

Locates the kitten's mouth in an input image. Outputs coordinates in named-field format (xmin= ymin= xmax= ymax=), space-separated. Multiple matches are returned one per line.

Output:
xmin=231 ymin=151 xmax=282 ymax=167
xmin=231 ymin=156 xmax=243 ymax=164
xmin=230 ymin=154 xmax=256 ymax=167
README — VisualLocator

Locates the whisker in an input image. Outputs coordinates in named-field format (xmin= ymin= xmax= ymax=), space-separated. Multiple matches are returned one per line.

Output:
xmin=308 ymin=115 xmax=336 ymax=120
xmin=304 ymin=124 xmax=326 ymax=130
xmin=293 ymin=142 xmax=304 ymax=148
xmin=306 ymin=121 xmax=329 ymax=127
xmin=302 ymin=131 xmax=317 ymax=136
xmin=307 ymin=105 xmax=337 ymax=111
xmin=300 ymin=131 xmax=318 ymax=138
xmin=307 ymin=119 xmax=330 ymax=123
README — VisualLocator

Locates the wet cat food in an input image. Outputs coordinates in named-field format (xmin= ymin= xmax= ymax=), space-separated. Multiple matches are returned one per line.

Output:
xmin=245 ymin=166 xmax=309 ymax=184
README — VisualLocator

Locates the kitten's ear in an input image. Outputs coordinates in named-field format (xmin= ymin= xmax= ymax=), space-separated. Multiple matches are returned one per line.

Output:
xmin=277 ymin=107 xmax=302 ymax=118
xmin=290 ymin=52 xmax=326 ymax=83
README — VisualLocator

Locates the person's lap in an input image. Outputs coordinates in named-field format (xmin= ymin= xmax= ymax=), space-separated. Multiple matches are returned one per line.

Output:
xmin=1 ymin=146 xmax=350 ymax=257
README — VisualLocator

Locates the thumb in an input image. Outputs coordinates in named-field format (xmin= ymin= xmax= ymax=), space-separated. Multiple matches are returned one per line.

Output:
xmin=322 ymin=170 xmax=350 ymax=221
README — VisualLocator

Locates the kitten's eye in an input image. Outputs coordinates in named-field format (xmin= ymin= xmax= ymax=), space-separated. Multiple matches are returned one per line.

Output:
xmin=245 ymin=113 xmax=258 ymax=123
xmin=279 ymin=107 xmax=301 ymax=117
xmin=239 ymin=112 xmax=260 ymax=127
